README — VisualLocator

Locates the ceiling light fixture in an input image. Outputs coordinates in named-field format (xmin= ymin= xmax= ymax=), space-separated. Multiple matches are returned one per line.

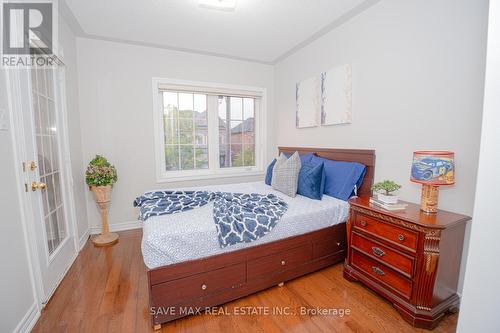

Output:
xmin=198 ymin=0 xmax=237 ymax=11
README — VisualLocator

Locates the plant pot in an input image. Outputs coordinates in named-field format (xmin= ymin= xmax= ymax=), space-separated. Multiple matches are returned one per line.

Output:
xmin=377 ymin=193 xmax=399 ymax=204
xmin=90 ymin=185 xmax=118 ymax=247
xmin=90 ymin=185 xmax=112 ymax=207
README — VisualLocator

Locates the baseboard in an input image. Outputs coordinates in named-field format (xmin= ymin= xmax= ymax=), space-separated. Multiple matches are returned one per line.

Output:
xmin=78 ymin=228 xmax=90 ymax=251
xmin=89 ymin=220 xmax=143 ymax=235
xmin=14 ymin=302 xmax=40 ymax=333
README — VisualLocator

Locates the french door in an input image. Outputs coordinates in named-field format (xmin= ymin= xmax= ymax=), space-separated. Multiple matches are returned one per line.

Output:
xmin=8 ymin=63 xmax=78 ymax=306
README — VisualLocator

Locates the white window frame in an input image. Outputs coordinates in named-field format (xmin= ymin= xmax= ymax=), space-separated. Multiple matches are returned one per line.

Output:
xmin=152 ymin=77 xmax=267 ymax=183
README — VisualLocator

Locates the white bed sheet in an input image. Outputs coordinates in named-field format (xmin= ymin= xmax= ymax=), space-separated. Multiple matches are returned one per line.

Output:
xmin=141 ymin=181 xmax=349 ymax=269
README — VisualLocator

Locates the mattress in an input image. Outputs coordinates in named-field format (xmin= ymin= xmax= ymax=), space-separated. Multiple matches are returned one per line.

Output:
xmin=141 ymin=181 xmax=350 ymax=269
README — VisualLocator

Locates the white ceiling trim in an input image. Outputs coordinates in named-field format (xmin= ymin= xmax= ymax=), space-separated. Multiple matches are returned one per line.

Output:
xmin=60 ymin=0 xmax=381 ymax=65
xmin=84 ymin=33 xmax=274 ymax=65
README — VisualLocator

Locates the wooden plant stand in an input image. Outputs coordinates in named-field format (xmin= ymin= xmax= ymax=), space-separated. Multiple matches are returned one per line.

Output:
xmin=91 ymin=185 xmax=119 ymax=247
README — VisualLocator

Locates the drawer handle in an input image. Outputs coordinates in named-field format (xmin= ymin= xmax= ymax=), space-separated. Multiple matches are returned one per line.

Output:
xmin=398 ymin=234 xmax=405 ymax=241
xmin=371 ymin=246 xmax=385 ymax=257
xmin=372 ymin=266 xmax=385 ymax=276
xmin=201 ymin=284 xmax=207 ymax=290
xmin=281 ymin=260 xmax=286 ymax=266
xmin=359 ymin=220 xmax=367 ymax=227
xmin=336 ymin=242 xmax=341 ymax=247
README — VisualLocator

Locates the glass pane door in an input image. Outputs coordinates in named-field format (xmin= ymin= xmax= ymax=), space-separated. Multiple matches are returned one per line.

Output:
xmin=30 ymin=66 xmax=67 ymax=255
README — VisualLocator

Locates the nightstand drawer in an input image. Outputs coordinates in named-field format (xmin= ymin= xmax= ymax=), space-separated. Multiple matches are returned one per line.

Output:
xmin=351 ymin=232 xmax=415 ymax=278
xmin=351 ymin=250 xmax=412 ymax=299
xmin=354 ymin=213 xmax=418 ymax=252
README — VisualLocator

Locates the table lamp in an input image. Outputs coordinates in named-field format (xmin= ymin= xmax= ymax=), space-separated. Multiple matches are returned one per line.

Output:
xmin=410 ymin=151 xmax=455 ymax=213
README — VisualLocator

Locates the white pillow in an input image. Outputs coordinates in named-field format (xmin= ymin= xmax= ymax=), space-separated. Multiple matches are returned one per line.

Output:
xmin=271 ymin=152 xmax=302 ymax=197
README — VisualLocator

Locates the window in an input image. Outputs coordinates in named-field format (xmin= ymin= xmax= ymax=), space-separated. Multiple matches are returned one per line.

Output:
xmin=218 ymin=96 xmax=255 ymax=168
xmin=153 ymin=78 xmax=266 ymax=181
xmin=163 ymin=92 xmax=209 ymax=171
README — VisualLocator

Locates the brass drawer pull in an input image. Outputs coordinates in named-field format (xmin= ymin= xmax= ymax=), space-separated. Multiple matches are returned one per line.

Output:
xmin=398 ymin=234 xmax=405 ymax=241
xmin=359 ymin=220 xmax=367 ymax=227
xmin=201 ymin=284 xmax=207 ymax=290
xmin=372 ymin=266 xmax=385 ymax=276
xmin=372 ymin=247 xmax=385 ymax=257
xmin=281 ymin=260 xmax=286 ymax=266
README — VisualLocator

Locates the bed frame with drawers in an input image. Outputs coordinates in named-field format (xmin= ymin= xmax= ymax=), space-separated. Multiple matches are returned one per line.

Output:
xmin=147 ymin=147 xmax=376 ymax=329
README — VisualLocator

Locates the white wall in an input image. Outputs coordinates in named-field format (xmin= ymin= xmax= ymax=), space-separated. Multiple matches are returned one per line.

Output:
xmin=59 ymin=17 xmax=89 ymax=245
xmin=274 ymin=0 xmax=488 ymax=216
xmin=76 ymin=38 xmax=274 ymax=228
xmin=273 ymin=0 xmax=488 ymax=293
xmin=457 ymin=1 xmax=500 ymax=330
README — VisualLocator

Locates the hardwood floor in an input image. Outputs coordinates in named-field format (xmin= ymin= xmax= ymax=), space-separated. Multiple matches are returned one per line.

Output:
xmin=32 ymin=230 xmax=458 ymax=333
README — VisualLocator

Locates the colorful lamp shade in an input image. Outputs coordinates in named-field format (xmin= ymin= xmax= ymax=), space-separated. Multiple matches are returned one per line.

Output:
xmin=410 ymin=151 xmax=455 ymax=186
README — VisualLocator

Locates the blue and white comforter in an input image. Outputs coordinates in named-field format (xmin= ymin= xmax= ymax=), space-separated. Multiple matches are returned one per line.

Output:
xmin=134 ymin=190 xmax=288 ymax=248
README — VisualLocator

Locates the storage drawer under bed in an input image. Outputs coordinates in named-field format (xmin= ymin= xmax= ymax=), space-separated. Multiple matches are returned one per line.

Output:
xmin=247 ymin=244 xmax=312 ymax=280
xmin=151 ymin=262 xmax=246 ymax=304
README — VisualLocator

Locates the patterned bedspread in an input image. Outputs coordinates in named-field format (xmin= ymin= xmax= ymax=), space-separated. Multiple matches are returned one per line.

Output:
xmin=133 ymin=190 xmax=288 ymax=248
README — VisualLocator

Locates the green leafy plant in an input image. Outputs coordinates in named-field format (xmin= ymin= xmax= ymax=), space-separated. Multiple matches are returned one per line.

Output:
xmin=371 ymin=180 xmax=401 ymax=195
xmin=85 ymin=155 xmax=117 ymax=187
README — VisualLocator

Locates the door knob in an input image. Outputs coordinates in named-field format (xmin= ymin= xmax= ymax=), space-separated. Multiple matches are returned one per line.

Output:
xmin=31 ymin=181 xmax=47 ymax=191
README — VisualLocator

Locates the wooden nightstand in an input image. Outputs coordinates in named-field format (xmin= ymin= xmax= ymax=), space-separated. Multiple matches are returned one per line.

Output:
xmin=343 ymin=197 xmax=470 ymax=329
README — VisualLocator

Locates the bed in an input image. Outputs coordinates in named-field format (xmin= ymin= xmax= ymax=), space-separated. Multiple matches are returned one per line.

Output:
xmin=145 ymin=147 xmax=375 ymax=329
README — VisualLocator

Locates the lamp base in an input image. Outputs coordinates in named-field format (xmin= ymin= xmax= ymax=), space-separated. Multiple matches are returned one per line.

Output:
xmin=420 ymin=184 xmax=439 ymax=213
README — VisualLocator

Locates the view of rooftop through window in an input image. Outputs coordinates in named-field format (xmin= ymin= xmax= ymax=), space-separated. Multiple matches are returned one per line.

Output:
xmin=218 ymin=96 xmax=255 ymax=168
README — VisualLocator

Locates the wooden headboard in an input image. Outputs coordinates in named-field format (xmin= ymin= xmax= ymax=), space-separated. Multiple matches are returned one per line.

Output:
xmin=278 ymin=147 xmax=376 ymax=198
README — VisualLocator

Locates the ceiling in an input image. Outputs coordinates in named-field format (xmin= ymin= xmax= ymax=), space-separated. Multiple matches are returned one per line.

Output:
xmin=64 ymin=0 xmax=374 ymax=64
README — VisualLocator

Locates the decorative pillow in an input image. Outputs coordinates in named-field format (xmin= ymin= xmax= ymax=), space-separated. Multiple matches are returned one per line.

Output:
xmin=310 ymin=155 xmax=366 ymax=201
xmin=284 ymin=152 xmax=315 ymax=164
xmin=265 ymin=159 xmax=277 ymax=185
xmin=271 ymin=152 xmax=301 ymax=197
xmin=266 ymin=152 xmax=313 ymax=185
xmin=297 ymin=161 xmax=325 ymax=200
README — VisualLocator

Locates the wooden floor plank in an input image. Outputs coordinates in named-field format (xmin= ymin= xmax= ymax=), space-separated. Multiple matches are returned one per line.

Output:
xmin=31 ymin=229 xmax=458 ymax=333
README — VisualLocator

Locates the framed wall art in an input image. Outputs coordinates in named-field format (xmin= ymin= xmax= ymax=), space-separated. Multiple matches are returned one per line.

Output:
xmin=320 ymin=64 xmax=352 ymax=126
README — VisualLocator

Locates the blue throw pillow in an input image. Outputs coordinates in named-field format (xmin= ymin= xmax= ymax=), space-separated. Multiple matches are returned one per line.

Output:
xmin=265 ymin=159 xmax=277 ymax=185
xmin=310 ymin=155 xmax=366 ymax=201
xmin=266 ymin=153 xmax=314 ymax=185
xmin=297 ymin=162 xmax=325 ymax=200
xmin=284 ymin=152 xmax=314 ymax=164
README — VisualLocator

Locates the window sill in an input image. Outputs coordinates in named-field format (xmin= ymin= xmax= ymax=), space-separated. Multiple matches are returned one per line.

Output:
xmin=156 ymin=170 xmax=265 ymax=183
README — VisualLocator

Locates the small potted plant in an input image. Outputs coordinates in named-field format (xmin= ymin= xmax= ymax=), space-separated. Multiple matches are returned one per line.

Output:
xmin=371 ymin=180 xmax=402 ymax=204
xmin=86 ymin=155 xmax=118 ymax=246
